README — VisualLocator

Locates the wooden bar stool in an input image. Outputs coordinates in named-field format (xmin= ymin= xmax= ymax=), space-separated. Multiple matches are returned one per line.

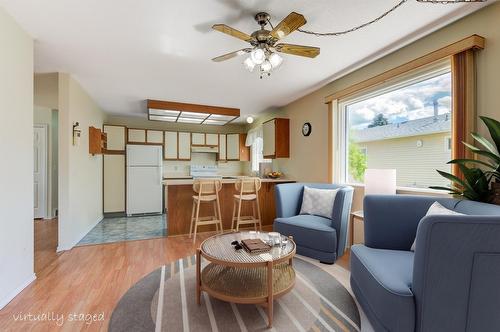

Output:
xmin=190 ymin=179 xmax=223 ymax=243
xmin=232 ymin=177 xmax=262 ymax=231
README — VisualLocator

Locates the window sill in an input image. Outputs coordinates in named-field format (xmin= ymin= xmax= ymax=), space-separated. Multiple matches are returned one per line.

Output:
xmin=343 ymin=183 xmax=450 ymax=196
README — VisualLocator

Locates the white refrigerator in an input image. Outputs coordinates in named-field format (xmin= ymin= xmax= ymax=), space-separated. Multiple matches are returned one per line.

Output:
xmin=126 ymin=145 xmax=163 ymax=215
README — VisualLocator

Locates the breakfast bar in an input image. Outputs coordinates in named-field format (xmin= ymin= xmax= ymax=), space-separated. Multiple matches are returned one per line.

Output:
xmin=164 ymin=178 xmax=295 ymax=236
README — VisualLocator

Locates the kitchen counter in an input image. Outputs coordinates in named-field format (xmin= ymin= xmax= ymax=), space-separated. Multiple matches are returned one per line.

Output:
xmin=163 ymin=177 xmax=294 ymax=186
xmin=164 ymin=177 xmax=295 ymax=235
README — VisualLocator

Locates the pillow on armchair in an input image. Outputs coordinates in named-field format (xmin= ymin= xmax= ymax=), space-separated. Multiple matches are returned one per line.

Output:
xmin=410 ymin=201 xmax=464 ymax=251
xmin=299 ymin=186 xmax=338 ymax=219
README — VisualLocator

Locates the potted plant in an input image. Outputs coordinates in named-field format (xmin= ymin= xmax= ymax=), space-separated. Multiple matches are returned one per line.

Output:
xmin=430 ymin=116 xmax=500 ymax=204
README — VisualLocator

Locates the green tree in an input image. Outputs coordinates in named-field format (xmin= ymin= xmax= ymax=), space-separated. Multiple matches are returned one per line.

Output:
xmin=349 ymin=140 xmax=367 ymax=182
xmin=368 ymin=113 xmax=389 ymax=128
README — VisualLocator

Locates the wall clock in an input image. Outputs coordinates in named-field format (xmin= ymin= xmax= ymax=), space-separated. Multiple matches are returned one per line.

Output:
xmin=302 ymin=122 xmax=312 ymax=136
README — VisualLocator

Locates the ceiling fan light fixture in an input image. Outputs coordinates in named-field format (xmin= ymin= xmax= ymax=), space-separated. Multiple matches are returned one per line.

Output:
xmin=250 ymin=48 xmax=265 ymax=65
xmin=269 ymin=52 xmax=283 ymax=69
xmin=261 ymin=60 xmax=272 ymax=73
xmin=244 ymin=57 xmax=256 ymax=72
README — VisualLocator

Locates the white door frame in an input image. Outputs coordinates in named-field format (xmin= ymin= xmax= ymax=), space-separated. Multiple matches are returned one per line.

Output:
xmin=34 ymin=124 xmax=49 ymax=219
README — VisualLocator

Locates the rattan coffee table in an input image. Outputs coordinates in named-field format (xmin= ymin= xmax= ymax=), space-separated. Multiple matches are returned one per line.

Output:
xmin=196 ymin=231 xmax=296 ymax=328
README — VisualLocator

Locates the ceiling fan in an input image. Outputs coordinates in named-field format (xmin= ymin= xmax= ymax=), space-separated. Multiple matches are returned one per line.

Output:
xmin=211 ymin=12 xmax=320 ymax=78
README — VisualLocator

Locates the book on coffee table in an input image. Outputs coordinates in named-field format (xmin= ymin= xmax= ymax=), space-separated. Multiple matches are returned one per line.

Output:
xmin=241 ymin=239 xmax=271 ymax=253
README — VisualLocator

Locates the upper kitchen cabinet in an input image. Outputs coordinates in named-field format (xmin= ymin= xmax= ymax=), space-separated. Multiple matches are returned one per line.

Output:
xmin=206 ymin=133 xmax=218 ymax=146
xmin=227 ymin=133 xmax=249 ymax=161
xmin=178 ymin=132 xmax=191 ymax=160
xmin=218 ymin=134 xmax=226 ymax=161
xmin=191 ymin=133 xmax=205 ymax=146
xmin=263 ymin=118 xmax=290 ymax=159
xmin=164 ymin=131 xmax=178 ymax=160
xmin=146 ymin=130 xmax=163 ymax=144
xmin=103 ymin=125 xmax=126 ymax=152
xmin=128 ymin=128 xmax=146 ymax=143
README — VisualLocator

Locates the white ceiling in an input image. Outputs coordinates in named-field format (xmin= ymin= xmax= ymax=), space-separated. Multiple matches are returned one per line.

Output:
xmin=0 ymin=0 xmax=490 ymax=121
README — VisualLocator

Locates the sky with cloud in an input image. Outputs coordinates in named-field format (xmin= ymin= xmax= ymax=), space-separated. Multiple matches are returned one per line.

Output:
xmin=347 ymin=72 xmax=451 ymax=129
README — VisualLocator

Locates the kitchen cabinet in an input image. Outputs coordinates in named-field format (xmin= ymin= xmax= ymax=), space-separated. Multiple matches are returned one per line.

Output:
xmin=191 ymin=133 xmax=205 ymax=146
xmin=218 ymin=134 xmax=226 ymax=161
xmin=263 ymin=118 xmax=289 ymax=158
xmin=227 ymin=133 xmax=249 ymax=161
xmin=103 ymin=125 xmax=126 ymax=151
xmin=178 ymin=132 xmax=191 ymax=160
xmin=146 ymin=130 xmax=163 ymax=144
xmin=164 ymin=131 xmax=178 ymax=160
xmin=128 ymin=128 xmax=146 ymax=143
xmin=206 ymin=133 xmax=219 ymax=146
xmin=103 ymin=154 xmax=125 ymax=213
xmin=89 ymin=127 xmax=106 ymax=155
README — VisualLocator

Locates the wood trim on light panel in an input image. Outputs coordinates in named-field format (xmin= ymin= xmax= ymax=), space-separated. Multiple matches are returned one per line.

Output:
xmin=324 ymin=34 xmax=485 ymax=103
xmin=147 ymin=99 xmax=240 ymax=117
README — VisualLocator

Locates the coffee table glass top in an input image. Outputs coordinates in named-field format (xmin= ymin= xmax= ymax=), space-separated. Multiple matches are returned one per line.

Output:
xmin=201 ymin=231 xmax=295 ymax=264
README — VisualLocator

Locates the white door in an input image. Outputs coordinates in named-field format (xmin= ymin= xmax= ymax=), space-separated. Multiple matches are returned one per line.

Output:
xmin=34 ymin=125 xmax=47 ymax=219
xmin=127 ymin=145 xmax=162 ymax=167
xmin=127 ymin=166 xmax=163 ymax=214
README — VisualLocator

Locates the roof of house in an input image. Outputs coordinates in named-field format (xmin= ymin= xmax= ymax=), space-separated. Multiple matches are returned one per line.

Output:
xmin=352 ymin=113 xmax=451 ymax=143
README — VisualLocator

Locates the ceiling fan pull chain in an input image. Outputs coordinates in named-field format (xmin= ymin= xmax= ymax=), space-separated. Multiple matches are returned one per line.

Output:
xmin=297 ymin=0 xmax=408 ymax=37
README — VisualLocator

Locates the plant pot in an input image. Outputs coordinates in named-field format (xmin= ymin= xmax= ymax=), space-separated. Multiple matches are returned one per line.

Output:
xmin=490 ymin=182 xmax=500 ymax=205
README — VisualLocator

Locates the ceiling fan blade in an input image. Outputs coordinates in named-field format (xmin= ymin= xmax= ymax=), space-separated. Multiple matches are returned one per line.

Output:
xmin=275 ymin=43 xmax=320 ymax=58
xmin=212 ymin=24 xmax=254 ymax=42
xmin=270 ymin=12 xmax=306 ymax=40
xmin=212 ymin=48 xmax=252 ymax=62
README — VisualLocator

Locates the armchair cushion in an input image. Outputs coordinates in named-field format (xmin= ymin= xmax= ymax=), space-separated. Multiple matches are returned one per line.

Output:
xmin=299 ymin=186 xmax=339 ymax=219
xmin=274 ymin=215 xmax=337 ymax=253
xmin=351 ymin=245 xmax=415 ymax=332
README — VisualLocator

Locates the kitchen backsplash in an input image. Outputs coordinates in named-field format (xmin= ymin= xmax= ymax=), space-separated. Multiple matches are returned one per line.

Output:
xmin=163 ymin=152 xmax=248 ymax=178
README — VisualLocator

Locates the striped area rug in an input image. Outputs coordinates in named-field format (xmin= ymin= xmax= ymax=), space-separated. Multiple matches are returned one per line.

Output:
xmin=109 ymin=256 xmax=360 ymax=331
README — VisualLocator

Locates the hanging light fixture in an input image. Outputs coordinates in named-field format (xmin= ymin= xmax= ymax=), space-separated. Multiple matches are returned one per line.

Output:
xmin=243 ymin=47 xmax=284 ymax=78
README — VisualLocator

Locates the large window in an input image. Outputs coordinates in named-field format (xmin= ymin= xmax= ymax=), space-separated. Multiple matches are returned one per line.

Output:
xmin=339 ymin=65 xmax=452 ymax=189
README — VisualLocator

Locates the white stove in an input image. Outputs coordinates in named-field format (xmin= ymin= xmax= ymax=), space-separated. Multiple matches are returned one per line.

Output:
xmin=190 ymin=165 xmax=220 ymax=178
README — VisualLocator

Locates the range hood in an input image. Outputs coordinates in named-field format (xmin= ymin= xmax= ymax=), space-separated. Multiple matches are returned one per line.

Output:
xmin=191 ymin=146 xmax=219 ymax=153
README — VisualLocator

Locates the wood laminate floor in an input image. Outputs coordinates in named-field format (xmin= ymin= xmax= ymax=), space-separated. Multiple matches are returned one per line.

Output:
xmin=0 ymin=222 xmax=350 ymax=331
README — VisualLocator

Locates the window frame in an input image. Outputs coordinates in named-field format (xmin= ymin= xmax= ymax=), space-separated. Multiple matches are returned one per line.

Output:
xmin=336 ymin=60 xmax=452 ymax=186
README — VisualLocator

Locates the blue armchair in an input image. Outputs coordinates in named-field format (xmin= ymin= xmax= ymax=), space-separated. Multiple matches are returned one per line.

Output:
xmin=351 ymin=195 xmax=500 ymax=332
xmin=273 ymin=183 xmax=353 ymax=264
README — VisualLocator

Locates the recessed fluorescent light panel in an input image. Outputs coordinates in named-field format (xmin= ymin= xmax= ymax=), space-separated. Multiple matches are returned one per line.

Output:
xmin=147 ymin=100 xmax=240 ymax=125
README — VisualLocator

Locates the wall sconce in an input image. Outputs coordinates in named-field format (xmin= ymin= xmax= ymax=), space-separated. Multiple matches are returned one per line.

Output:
xmin=73 ymin=122 xmax=81 ymax=146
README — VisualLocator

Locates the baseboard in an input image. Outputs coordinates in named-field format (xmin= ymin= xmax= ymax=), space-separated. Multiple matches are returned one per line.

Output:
xmin=57 ymin=215 xmax=103 ymax=252
xmin=0 ymin=273 xmax=36 ymax=310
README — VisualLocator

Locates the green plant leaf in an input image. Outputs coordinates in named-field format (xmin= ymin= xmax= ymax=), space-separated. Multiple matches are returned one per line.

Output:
xmin=480 ymin=116 xmax=500 ymax=152
xmin=436 ymin=170 xmax=475 ymax=193
xmin=429 ymin=186 xmax=463 ymax=195
xmin=463 ymin=142 xmax=500 ymax=164
xmin=448 ymin=158 xmax=497 ymax=170
xmin=471 ymin=132 xmax=498 ymax=154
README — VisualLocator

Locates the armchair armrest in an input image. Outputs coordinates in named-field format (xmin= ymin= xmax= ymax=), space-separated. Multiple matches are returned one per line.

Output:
xmin=412 ymin=215 xmax=500 ymax=332
xmin=363 ymin=195 xmax=458 ymax=250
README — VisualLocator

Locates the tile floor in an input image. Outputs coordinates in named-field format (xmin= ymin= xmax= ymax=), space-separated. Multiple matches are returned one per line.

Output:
xmin=77 ymin=214 xmax=167 ymax=246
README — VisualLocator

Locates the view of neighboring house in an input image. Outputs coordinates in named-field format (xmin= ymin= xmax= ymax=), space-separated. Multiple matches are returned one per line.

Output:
xmin=352 ymin=112 xmax=452 ymax=188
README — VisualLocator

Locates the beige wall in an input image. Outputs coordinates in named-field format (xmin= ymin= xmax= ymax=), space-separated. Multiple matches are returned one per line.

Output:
xmin=253 ymin=3 xmax=500 ymax=210
xmin=57 ymin=73 xmax=105 ymax=250
xmin=34 ymin=106 xmax=59 ymax=217
xmin=34 ymin=73 xmax=58 ymax=109
xmin=0 ymin=7 xmax=34 ymax=308
xmin=358 ymin=132 xmax=452 ymax=188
